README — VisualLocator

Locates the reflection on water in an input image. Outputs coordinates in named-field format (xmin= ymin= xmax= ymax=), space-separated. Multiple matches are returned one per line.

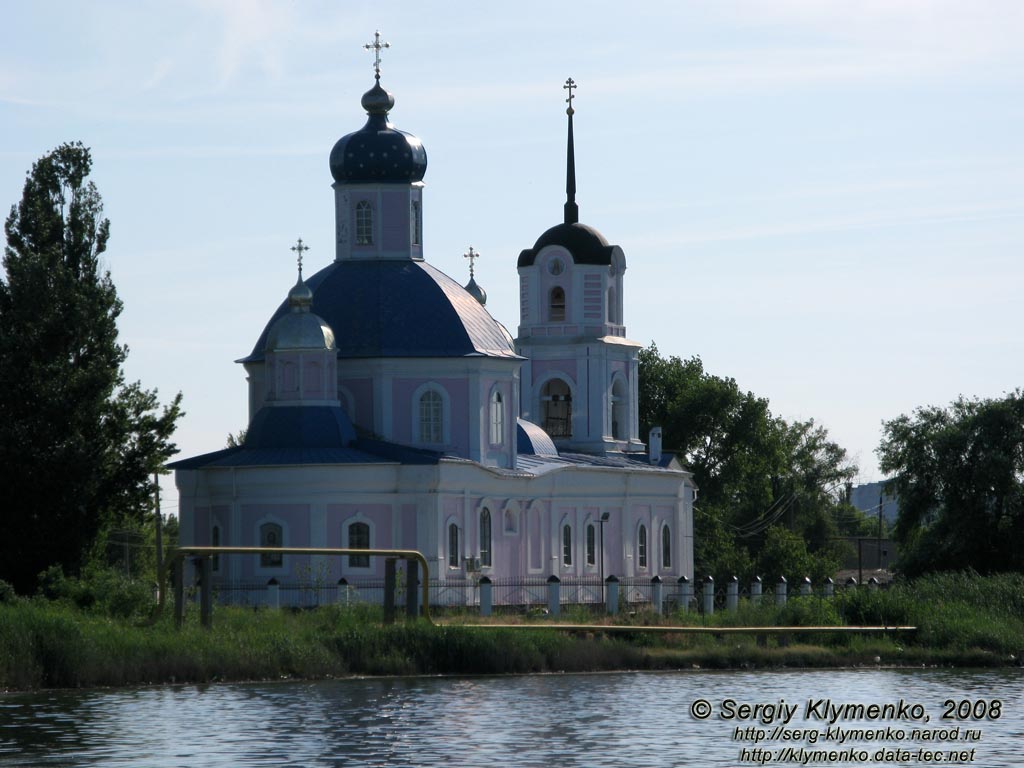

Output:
xmin=1 ymin=669 xmax=1021 ymax=767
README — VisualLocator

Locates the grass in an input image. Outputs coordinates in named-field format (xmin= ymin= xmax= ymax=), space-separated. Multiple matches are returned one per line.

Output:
xmin=1 ymin=572 xmax=1021 ymax=691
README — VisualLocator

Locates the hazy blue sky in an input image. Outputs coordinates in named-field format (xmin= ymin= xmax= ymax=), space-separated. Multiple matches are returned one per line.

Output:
xmin=3 ymin=1 xmax=1022 ymax=519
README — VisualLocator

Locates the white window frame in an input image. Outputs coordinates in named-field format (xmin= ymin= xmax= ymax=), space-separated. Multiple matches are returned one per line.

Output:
xmin=412 ymin=383 xmax=450 ymax=446
xmin=355 ymin=200 xmax=373 ymax=245
xmin=489 ymin=388 xmax=504 ymax=446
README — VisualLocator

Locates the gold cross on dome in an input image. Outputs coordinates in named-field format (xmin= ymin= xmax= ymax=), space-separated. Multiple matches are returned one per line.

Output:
xmin=564 ymin=77 xmax=577 ymax=114
xmin=464 ymin=246 xmax=480 ymax=279
xmin=291 ymin=238 xmax=310 ymax=278
xmin=364 ymin=30 xmax=390 ymax=79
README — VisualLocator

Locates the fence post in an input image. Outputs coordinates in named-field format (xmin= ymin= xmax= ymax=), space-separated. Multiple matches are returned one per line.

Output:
xmin=405 ymin=559 xmax=419 ymax=619
xmin=547 ymin=574 xmax=561 ymax=617
xmin=267 ymin=578 xmax=280 ymax=610
xmin=750 ymin=576 xmax=762 ymax=606
xmin=173 ymin=557 xmax=185 ymax=628
xmin=776 ymin=576 xmax=787 ymax=606
xmin=678 ymin=576 xmax=692 ymax=614
xmin=868 ymin=577 xmax=879 ymax=591
xmin=383 ymin=558 xmax=397 ymax=624
xmin=823 ymin=577 xmax=834 ymax=598
xmin=337 ymin=577 xmax=349 ymax=606
xmin=727 ymin=575 xmax=739 ymax=612
xmin=606 ymin=575 xmax=619 ymax=615
xmin=703 ymin=575 xmax=715 ymax=616
xmin=199 ymin=556 xmax=213 ymax=628
xmin=651 ymin=575 xmax=663 ymax=615
xmin=479 ymin=576 xmax=492 ymax=617
xmin=845 ymin=576 xmax=858 ymax=589
xmin=800 ymin=577 xmax=812 ymax=597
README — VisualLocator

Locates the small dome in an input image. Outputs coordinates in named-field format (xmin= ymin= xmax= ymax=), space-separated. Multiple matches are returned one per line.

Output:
xmin=330 ymin=80 xmax=427 ymax=184
xmin=464 ymin=276 xmax=487 ymax=306
xmin=517 ymin=222 xmax=616 ymax=267
xmin=517 ymin=419 xmax=558 ymax=457
xmin=265 ymin=279 xmax=336 ymax=352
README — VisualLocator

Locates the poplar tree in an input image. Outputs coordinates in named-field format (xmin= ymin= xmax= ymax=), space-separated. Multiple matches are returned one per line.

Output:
xmin=0 ymin=142 xmax=182 ymax=593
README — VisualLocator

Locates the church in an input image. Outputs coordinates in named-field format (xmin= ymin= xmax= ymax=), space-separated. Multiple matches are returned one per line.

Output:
xmin=170 ymin=44 xmax=695 ymax=603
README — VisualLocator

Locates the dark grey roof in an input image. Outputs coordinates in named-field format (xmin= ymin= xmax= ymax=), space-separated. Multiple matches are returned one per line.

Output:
xmin=516 ymin=418 xmax=558 ymax=456
xmin=517 ymin=222 xmax=617 ymax=267
xmin=240 ymin=260 xmax=520 ymax=363
xmin=515 ymin=450 xmax=682 ymax=474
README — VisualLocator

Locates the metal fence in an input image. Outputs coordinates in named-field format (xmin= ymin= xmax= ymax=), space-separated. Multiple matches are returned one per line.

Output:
xmin=203 ymin=574 xmax=890 ymax=620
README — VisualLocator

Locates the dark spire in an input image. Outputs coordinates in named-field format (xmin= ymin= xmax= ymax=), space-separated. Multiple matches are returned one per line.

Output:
xmin=563 ymin=77 xmax=579 ymax=225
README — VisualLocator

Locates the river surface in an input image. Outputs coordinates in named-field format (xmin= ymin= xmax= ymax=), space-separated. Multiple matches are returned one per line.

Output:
xmin=1 ymin=669 xmax=1021 ymax=767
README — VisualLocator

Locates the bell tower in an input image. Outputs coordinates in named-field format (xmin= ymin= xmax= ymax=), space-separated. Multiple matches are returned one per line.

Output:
xmin=515 ymin=79 xmax=644 ymax=455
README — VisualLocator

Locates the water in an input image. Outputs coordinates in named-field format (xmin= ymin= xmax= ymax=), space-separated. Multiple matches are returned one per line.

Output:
xmin=1 ymin=669 xmax=1021 ymax=767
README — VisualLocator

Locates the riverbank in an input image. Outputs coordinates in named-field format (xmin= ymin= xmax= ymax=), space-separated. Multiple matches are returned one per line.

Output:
xmin=1 ymin=572 xmax=1021 ymax=691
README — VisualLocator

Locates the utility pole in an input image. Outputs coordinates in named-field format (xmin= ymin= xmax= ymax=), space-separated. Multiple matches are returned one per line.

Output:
xmin=877 ymin=492 xmax=883 ymax=569
xmin=154 ymin=473 xmax=164 ymax=593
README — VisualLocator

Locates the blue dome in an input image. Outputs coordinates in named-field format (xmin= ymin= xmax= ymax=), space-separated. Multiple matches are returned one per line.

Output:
xmin=516 ymin=419 xmax=558 ymax=456
xmin=241 ymin=260 xmax=519 ymax=363
xmin=517 ymin=222 xmax=616 ymax=267
xmin=330 ymin=81 xmax=427 ymax=184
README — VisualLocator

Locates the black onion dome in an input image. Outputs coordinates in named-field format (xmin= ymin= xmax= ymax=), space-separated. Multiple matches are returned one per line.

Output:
xmin=239 ymin=260 xmax=520 ymax=363
xmin=517 ymin=221 xmax=616 ymax=267
xmin=330 ymin=80 xmax=427 ymax=184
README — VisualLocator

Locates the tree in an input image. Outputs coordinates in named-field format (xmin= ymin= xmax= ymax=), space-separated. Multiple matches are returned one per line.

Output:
xmin=878 ymin=392 xmax=1024 ymax=576
xmin=0 ymin=142 xmax=183 ymax=593
xmin=638 ymin=343 xmax=859 ymax=582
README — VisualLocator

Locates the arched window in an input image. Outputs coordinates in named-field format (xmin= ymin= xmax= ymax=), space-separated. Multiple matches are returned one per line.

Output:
xmin=448 ymin=523 xmax=460 ymax=568
xmin=607 ymin=286 xmax=617 ymax=324
xmin=489 ymin=390 xmax=504 ymax=445
xmin=541 ymin=378 xmax=572 ymax=438
xmin=211 ymin=525 xmax=221 ymax=572
xmin=410 ymin=200 xmax=422 ymax=245
xmin=562 ymin=524 xmax=573 ymax=566
xmin=479 ymin=508 xmax=492 ymax=567
xmin=419 ymin=389 xmax=443 ymax=444
xmin=549 ymin=286 xmax=566 ymax=322
xmin=504 ymin=507 xmax=518 ymax=534
xmin=586 ymin=524 xmax=596 ymax=566
xmin=637 ymin=524 xmax=648 ymax=569
xmin=611 ymin=378 xmax=628 ymax=441
xmin=355 ymin=200 xmax=373 ymax=245
xmin=348 ymin=522 xmax=370 ymax=568
xmin=260 ymin=522 xmax=283 ymax=568
xmin=662 ymin=523 xmax=672 ymax=569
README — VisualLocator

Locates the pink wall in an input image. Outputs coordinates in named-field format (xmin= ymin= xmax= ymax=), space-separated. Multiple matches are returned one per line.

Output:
xmin=392 ymin=377 xmax=470 ymax=452
xmin=339 ymin=377 xmax=373 ymax=430
xmin=381 ymin=190 xmax=408 ymax=251
xmin=531 ymin=359 xmax=576 ymax=386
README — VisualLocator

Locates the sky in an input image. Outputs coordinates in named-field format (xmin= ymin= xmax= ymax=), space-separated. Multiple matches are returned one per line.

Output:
xmin=2 ymin=1 xmax=1023 ymax=520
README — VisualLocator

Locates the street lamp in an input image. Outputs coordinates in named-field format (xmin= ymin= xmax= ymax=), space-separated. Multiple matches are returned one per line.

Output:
xmin=599 ymin=511 xmax=610 ymax=601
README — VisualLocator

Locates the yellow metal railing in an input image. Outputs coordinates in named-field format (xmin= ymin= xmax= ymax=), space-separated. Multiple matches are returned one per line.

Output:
xmin=158 ymin=546 xmax=432 ymax=626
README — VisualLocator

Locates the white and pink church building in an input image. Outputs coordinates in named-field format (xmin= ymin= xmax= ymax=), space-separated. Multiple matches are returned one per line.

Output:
xmin=170 ymin=63 xmax=695 ymax=597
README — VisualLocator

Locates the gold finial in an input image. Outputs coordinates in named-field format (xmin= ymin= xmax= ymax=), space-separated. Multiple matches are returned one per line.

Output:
xmin=464 ymin=246 xmax=480 ymax=279
xmin=364 ymin=30 xmax=390 ymax=80
xmin=563 ymin=77 xmax=577 ymax=115
xmin=291 ymin=238 xmax=310 ymax=279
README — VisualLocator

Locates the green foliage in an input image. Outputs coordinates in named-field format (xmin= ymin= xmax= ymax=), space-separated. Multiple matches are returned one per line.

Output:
xmin=639 ymin=343 xmax=861 ymax=582
xmin=0 ymin=143 xmax=183 ymax=592
xmin=879 ymin=392 xmax=1024 ymax=575
xmin=35 ymin=563 xmax=154 ymax=620
xmin=757 ymin=526 xmax=841 ymax=584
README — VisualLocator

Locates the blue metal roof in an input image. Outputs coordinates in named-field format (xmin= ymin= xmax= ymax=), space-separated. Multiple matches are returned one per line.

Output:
xmin=240 ymin=260 xmax=520 ymax=363
xmin=516 ymin=418 xmax=558 ymax=456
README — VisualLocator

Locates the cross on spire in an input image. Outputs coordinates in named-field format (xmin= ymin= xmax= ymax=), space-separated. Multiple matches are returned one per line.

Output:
xmin=291 ymin=238 xmax=310 ymax=279
xmin=364 ymin=30 xmax=390 ymax=80
xmin=464 ymin=246 xmax=480 ymax=279
xmin=564 ymin=77 xmax=577 ymax=115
